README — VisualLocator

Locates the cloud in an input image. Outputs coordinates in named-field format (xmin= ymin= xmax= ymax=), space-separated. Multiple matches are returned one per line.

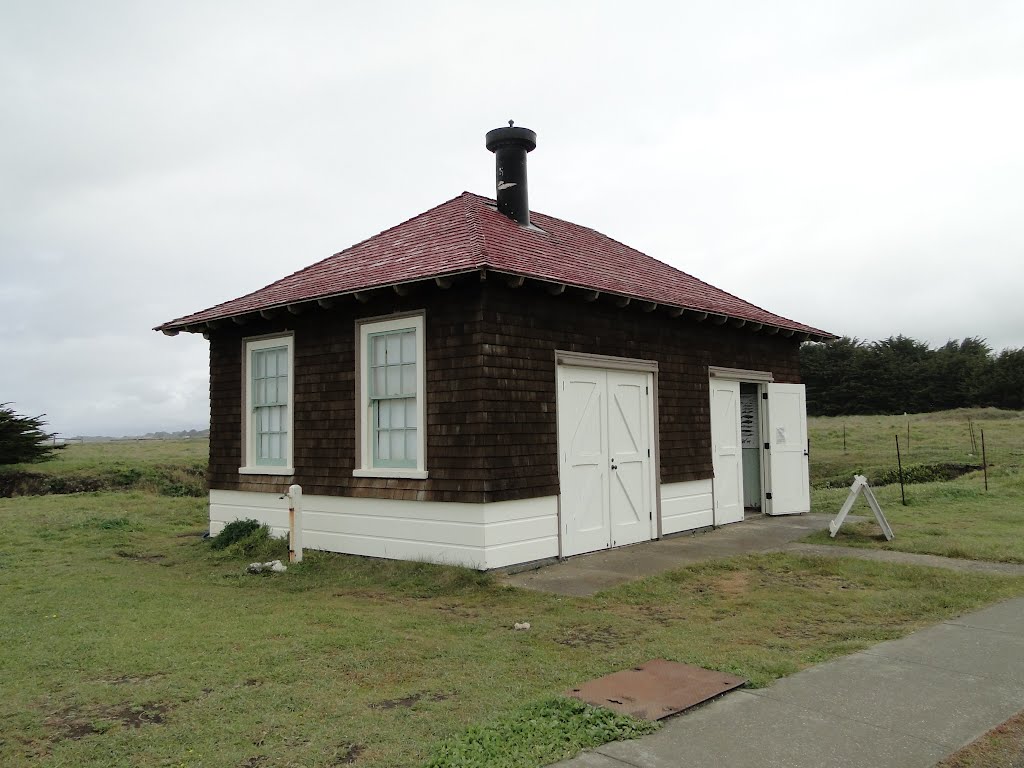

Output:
xmin=2 ymin=1 xmax=1022 ymax=435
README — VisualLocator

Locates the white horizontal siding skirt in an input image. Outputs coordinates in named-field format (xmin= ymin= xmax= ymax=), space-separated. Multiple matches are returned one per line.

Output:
xmin=209 ymin=490 xmax=558 ymax=570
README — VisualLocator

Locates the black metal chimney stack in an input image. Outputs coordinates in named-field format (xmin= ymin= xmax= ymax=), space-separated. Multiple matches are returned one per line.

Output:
xmin=485 ymin=121 xmax=537 ymax=226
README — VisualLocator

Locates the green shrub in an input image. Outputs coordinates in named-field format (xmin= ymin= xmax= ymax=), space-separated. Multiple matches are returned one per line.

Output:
xmin=210 ymin=519 xmax=262 ymax=550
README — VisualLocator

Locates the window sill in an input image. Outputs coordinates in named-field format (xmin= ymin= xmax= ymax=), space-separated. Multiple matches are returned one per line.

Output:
xmin=239 ymin=466 xmax=295 ymax=476
xmin=352 ymin=468 xmax=429 ymax=480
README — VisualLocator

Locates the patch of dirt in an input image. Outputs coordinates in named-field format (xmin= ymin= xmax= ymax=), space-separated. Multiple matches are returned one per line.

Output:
xmin=768 ymin=571 xmax=861 ymax=591
xmin=114 ymin=550 xmax=167 ymax=562
xmin=713 ymin=572 xmax=750 ymax=597
xmin=45 ymin=702 xmax=170 ymax=740
xmin=336 ymin=743 xmax=366 ymax=764
xmin=240 ymin=757 xmax=268 ymax=767
xmin=435 ymin=604 xmax=480 ymax=619
xmin=555 ymin=626 xmax=624 ymax=649
xmin=101 ymin=673 xmax=165 ymax=685
xmin=369 ymin=692 xmax=450 ymax=710
xmin=631 ymin=605 xmax=678 ymax=626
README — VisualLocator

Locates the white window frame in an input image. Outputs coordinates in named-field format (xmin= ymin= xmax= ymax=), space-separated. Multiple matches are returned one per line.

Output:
xmin=354 ymin=312 xmax=428 ymax=479
xmin=240 ymin=334 xmax=295 ymax=475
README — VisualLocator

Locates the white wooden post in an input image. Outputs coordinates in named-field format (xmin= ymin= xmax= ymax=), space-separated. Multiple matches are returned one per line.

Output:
xmin=287 ymin=484 xmax=303 ymax=563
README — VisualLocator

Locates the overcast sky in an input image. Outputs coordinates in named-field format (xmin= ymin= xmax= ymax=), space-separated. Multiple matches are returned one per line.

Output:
xmin=2 ymin=1 xmax=1022 ymax=436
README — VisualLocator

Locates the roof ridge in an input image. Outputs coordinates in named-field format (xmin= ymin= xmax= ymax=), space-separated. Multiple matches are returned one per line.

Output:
xmin=459 ymin=192 xmax=489 ymax=267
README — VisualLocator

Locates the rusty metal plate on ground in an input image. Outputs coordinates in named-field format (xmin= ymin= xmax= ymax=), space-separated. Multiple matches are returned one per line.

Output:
xmin=565 ymin=658 xmax=746 ymax=720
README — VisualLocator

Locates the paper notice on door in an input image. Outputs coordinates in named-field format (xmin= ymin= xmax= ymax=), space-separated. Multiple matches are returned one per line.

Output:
xmin=776 ymin=426 xmax=788 ymax=445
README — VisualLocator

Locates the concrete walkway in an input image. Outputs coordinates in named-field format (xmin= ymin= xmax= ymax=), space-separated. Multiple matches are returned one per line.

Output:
xmin=552 ymin=597 xmax=1024 ymax=768
xmin=502 ymin=513 xmax=836 ymax=596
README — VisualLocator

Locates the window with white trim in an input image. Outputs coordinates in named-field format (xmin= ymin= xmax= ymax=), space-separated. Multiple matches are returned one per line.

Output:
xmin=355 ymin=314 xmax=427 ymax=479
xmin=241 ymin=335 xmax=294 ymax=474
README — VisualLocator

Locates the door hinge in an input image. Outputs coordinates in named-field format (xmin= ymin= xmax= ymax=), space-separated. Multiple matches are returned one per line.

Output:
xmin=762 ymin=392 xmax=768 ymax=400
xmin=766 ymin=492 xmax=773 ymax=500
xmin=764 ymin=442 xmax=770 ymax=450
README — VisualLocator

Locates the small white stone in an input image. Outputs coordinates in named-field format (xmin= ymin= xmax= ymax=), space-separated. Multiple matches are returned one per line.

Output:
xmin=514 ymin=622 xmax=531 ymax=631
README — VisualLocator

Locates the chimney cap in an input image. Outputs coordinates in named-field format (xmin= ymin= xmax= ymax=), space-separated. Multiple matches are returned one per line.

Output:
xmin=485 ymin=125 xmax=536 ymax=153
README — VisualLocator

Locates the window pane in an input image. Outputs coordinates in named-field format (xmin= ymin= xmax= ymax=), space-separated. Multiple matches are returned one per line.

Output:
xmin=386 ymin=365 xmax=400 ymax=396
xmin=401 ymin=331 xmax=416 ymax=363
xmin=255 ymin=351 xmax=266 ymax=378
xmin=255 ymin=379 xmax=266 ymax=406
xmin=377 ymin=401 xmax=390 ymax=429
xmin=270 ymin=406 xmax=280 ymax=433
xmin=385 ymin=333 xmax=401 ymax=364
xmin=392 ymin=399 xmax=405 ymax=429
xmin=406 ymin=429 xmax=417 ymax=461
xmin=278 ymin=375 xmax=287 ymax=403
xmin=390 ymin=430 xmax=405 ymax=461
xmin=372 ymin=335 xmax=386 ymax=366
xmin=377 ymin=430 xmax=390 ymax=460
xmin=371 ymin=366 xmax=385 ymax=397
xmin=259 ymin=408 xmax=270 ymax=432
xmin=260 ymin=434 xmax=270 ymax=459
xmin=406 ymin=399 xmax=416 ymax=427
xmin=401 ymin=363 xmax=416 ymax=394
xmin=280 ymin=433 xmax=288 ymax=462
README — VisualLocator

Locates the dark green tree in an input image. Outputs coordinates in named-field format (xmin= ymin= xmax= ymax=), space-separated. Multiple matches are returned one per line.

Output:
xmin=0 ymin=403 xmax=56 ymax=465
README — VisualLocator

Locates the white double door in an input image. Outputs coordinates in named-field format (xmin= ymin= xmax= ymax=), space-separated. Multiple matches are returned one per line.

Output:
xmin=558 ymin=365 xmax=656 ymax=557
xmin=710 ymin=379 xmax=810 ymax=523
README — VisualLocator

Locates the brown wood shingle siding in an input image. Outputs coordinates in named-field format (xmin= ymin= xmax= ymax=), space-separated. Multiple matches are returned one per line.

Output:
xmin=207 ymin=280 xmax=800 ymax=504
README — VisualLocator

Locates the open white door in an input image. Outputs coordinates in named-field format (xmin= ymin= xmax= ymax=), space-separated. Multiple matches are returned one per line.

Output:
xmin=710 ymin=379 xmax=743 ymax=525
xmin=765 ymin=383 xmax=810 ymax=515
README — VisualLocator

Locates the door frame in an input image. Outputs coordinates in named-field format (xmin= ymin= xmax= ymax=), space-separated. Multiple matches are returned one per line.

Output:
xmin=554 ymin=351 xmax=661 ymax=557
xmin=708 ymin=366 xmax=774 ymax=521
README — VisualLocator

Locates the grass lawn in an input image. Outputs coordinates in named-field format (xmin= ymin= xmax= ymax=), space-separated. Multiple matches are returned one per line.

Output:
xmin=3 ymin=489 xmax=1024 ymax=767
xmin=806 ymin=409 xmax=1024 ymax=563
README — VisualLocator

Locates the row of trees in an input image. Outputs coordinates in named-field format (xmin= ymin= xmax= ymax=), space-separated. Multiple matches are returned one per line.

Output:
xmin=801 ymin=336 xmax=1024 ymax=416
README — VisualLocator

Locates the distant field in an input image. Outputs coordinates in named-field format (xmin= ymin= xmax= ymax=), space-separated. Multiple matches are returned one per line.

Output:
xmin=807 ymin=407 xmax=1024 ymax=488
xmin=806 ymin=408 xmax=1024 ymax=563
xmin=14 ymin=438 xmax=209 ymax=474
xmin=0 ymin=439 xmax=208 ymax=498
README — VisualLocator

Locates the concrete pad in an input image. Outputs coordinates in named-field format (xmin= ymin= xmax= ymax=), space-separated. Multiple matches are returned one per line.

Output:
xmin=748 ymin=650 xmax=1024 ymax=749
xmin=947 ymin=597 xmax=1024 ymax=634
xmin=592 ymin=689 xmax=949 ymax=768
xmin=862 ymin=621 xmax=1024 ymax=685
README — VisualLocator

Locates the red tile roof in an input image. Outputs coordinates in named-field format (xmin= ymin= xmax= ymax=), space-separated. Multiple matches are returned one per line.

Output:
xmin=157 ymin=191 xmax=832 ymax=338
